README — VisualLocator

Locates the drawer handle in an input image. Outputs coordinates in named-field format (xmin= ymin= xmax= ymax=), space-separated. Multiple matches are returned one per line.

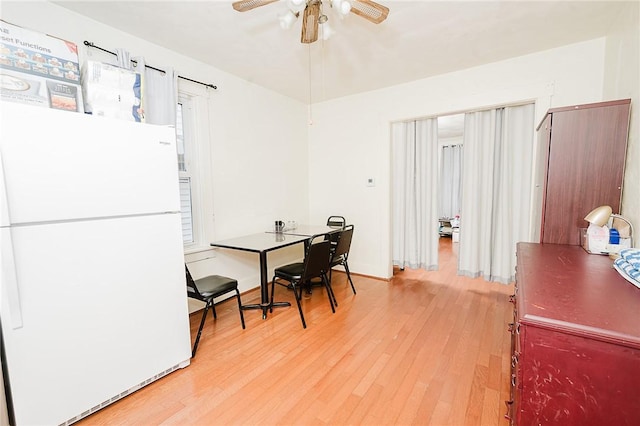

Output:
xmin=504 ymin=400 xmax=513 ymax=420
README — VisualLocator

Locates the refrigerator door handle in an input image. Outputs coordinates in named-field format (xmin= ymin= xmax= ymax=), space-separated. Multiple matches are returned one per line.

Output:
xmin=0 ymin=152 xmax=24 ymax=329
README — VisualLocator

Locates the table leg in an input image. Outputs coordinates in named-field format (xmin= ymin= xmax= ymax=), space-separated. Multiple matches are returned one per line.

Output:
xmin=240 ymin=250 xmax=290 ymax=319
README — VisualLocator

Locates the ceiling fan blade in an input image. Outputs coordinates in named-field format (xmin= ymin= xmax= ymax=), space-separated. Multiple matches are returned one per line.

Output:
xmin=301 ymin=0 xmax=320 ymax=44
xmin=232 ymin=0 xmax=279 ymax=12
xmin=349 ymin=0 xmax=389 ymax=24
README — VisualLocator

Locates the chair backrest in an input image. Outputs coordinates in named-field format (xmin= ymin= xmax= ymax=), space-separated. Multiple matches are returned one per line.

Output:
xmin=327 ymin=216 xmax=346 ymax=245
xmin=326 ymin=215 xmax=346 ymax=228
xmin=303 ymin=234 xmax=332 ymax=281
xmin=332 ymin=224 xmax=354 ymax=260
xmin=185 ymin=264 xmax=204 ymax=301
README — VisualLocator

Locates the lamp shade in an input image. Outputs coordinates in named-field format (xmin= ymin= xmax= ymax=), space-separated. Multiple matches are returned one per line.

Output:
xmin=584 ymin=205 xmax=613 ymax=227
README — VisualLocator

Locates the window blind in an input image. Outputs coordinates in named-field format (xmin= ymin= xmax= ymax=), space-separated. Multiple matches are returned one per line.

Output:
xmin=179 ymin=177 xmax=193 ymax=244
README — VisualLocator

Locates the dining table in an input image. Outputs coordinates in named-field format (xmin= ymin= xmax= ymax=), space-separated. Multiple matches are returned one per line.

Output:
xmin=210 ymin=225 xmax=343 ymax=319
xmin=266 ymin=224 xmax=343 ymax=237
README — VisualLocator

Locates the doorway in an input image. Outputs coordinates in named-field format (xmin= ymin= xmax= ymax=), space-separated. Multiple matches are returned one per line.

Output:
xmin=391 ymin=103 xmax=535 ymax=283
xmin=437 ymin=114 xmax=464 ymax=245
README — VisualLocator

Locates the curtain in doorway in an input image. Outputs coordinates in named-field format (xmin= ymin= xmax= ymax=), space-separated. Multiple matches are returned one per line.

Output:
xmin=458 ymin=103 xmax=535 ymax=283
xmin=439 ymin=144 xmax=463 ymax=218
xmin=391 ymin=118 xmax=439 ymax=270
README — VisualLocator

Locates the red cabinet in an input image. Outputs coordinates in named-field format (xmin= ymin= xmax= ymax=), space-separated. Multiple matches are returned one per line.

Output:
xmin=508 ymin=243 xmax=640 ymax=425
xmin=537 ymin=99 xmax=631 ymax=245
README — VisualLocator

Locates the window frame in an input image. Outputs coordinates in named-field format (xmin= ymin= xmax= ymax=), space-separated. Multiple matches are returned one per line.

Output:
xmin=176 ymin=81 xmax=213 ymax=252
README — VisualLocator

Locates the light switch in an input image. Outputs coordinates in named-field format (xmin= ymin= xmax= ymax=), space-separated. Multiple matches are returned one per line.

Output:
xmin=366 ymin=177 xmax=375 ymax=187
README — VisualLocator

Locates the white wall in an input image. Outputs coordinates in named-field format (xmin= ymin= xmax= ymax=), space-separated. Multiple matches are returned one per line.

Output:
xmin=1 ymin=2 xmax=309 ymax=294
xmin=603 ymin=1 xmax=640 ymax=241
xmin=308 ymin=38 xmax=610 ymax=279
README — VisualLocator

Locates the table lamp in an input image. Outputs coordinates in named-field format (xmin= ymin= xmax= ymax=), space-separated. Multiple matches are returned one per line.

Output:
xmin=584 ymin=205 xmax=634 ymax=248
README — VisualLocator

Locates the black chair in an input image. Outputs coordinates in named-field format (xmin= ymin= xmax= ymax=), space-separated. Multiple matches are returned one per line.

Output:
xmin=185 ymin=265 xmax=245 ymax=357
xmin=329 ymin=224 xmax=356 ymax=295
xmin=326 ymin=215 xmax=346 ymax=248
xmin=270 ymin=233 xmax=335 ymax=328
xmin=326 ymin=215 xmax=346 ymax=228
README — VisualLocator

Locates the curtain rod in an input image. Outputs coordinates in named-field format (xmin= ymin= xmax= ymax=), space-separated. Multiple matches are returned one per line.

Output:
xmin=83 ymin=41 xmax=217 ymax=90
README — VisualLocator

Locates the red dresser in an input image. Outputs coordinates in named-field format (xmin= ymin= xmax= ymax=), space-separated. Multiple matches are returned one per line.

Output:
xmin=508 ymin=243 xmax=640 ymax=425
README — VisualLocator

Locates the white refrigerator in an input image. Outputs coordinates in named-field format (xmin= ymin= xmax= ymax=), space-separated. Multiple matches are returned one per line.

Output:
xmin=0 ymin=102 xmax=192 ymax=425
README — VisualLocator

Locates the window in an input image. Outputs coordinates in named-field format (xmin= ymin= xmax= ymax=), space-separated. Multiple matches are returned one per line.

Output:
xmin=175 ymin=82 xmax=213 ymax=251
xmin=176 ymin=88 xmax=215 ymax=251
xmin=176 ymin=102 xmax=194 ymax=244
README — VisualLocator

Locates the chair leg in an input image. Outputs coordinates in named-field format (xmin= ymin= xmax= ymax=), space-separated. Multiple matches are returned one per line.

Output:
xmin=270 ymin=275 xmax=276 ymax=313
xmin=344 ymin=260 xmax=356 ymax=294
xmin=211 ymin=303 xmax=218 ymax=319
xmin=291 ymin=281 xmax=307 ymax=329
xmin=325 ymin=270 xmax=338 ymax=307
xmin=235 ymin=289 xmax=246 ymax=329
xmin=322 ymin=272 xmax=336 ymax=313
xmin=329 ymin=262 xmax=356 ymax=296
xmin=192 ymin=301 xmax=211 ymax=357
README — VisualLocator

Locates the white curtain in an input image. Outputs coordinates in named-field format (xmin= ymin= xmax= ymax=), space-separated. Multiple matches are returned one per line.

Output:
xmin=391 ymin=118 xmax=440 ymax=270
xmin=439 ymin=144 xmax=463 ymax=218
xmin=458 ymin=104 xmax=535 ymax=283
xmin=133 ymin=57 xmax=177 ymax=126
xmin=114 ymin=50 xmax=177 ymax=126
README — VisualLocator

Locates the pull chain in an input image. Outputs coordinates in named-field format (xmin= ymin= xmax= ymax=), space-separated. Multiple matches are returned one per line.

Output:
xmin=308 ymin=43 xmax=313 ymax=126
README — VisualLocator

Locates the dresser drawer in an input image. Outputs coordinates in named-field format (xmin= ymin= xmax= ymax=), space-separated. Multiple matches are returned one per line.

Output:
xmin=513 ymin=243 xmax=640 ymax=426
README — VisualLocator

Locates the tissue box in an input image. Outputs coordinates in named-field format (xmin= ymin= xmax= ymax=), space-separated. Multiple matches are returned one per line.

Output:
xmin=82 ymin=60 xmax=143 ymax=122
xmin=581 ymin=227 xmax=608 ymax=254
xmin=0 ymin=20 xmax=83 ymax=112
xmin=581 ymin=227 xmax=631 ymax=255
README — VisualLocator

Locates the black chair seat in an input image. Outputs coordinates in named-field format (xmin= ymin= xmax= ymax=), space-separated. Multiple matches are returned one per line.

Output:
xmin=185 ymin=265 xmax=245 ymax=357
xmin=196 ymin=275 xmax=239 ymax=298
xmin=329 ymin=254 xmax=346 ymax=268
xmin=273 ymin=262 xmax=303 ymax=280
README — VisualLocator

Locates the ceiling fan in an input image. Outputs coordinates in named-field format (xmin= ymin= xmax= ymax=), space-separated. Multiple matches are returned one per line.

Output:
xmin=232 ymin=0 xmax=389 ymax=44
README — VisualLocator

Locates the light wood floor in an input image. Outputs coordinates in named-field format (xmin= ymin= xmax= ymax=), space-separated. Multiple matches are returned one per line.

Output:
xmin=78 ymin=238 xmax=514 ymax=425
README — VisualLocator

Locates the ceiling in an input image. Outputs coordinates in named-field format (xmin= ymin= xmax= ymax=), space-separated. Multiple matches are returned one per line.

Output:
xmin=52 ymin=1 xmax=630 ymax=104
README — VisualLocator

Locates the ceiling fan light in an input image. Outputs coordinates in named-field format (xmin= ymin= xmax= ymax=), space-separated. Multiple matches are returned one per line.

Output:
xmin=321 ymin=22 xmax=335 ymax=40
xmin=278 ymin=10 xmax=297 ymax=29
xmin=340 ymin=1 xmax=351 ymax=15
xmin=287 ymin=0 xmax=307 ymax=13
